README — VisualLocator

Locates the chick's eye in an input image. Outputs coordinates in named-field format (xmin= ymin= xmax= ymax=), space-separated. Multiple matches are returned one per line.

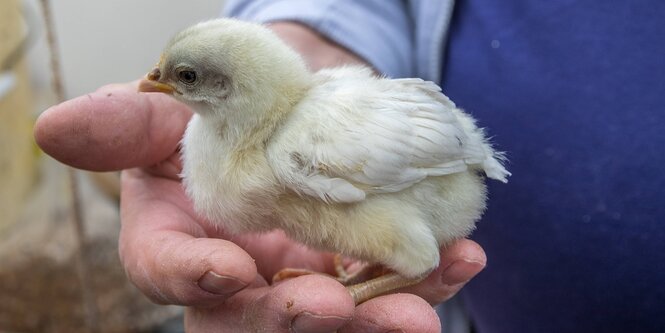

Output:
xmin=178 ymin=70 xmax=197 ymax=84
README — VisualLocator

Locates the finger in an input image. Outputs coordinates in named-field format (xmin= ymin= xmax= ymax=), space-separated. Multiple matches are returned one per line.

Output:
xmin=185 ymin=275 xmax=355 ymax=333
xmin=34 ymin=81 xmax=192 ymax=171
xmin=400 ymin=239 xmax=486 ymax=305
xmin=339 ymin=293 xmax=441 ymax=333
xmin=119 ymin=168 xmax=257 ymax=307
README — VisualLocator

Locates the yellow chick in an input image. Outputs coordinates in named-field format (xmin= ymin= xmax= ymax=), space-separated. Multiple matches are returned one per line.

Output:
xmin=138 ymin=18 xmax=509 ymax=304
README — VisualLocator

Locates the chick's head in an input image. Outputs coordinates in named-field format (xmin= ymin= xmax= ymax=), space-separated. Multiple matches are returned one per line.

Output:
xmin=139 ymin=19 xmax=310 ymax=115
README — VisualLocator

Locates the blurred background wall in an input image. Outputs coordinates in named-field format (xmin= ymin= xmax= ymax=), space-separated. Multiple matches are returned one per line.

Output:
xmin=28 ymin=0 xmax=224 ymax=103
xmin=0 ymin=0 xmax=37 ymax=232
xmin=0 ymin=1 xmax=225 ymax=332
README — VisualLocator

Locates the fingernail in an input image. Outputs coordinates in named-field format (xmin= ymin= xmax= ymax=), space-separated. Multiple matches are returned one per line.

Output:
xmin=441 ymin=260 xmax=486 ymax=286
xmin=198 ymin=271 xmax=247 ymax=295
xmin=291 ymin=312 xmax=350 ymax=333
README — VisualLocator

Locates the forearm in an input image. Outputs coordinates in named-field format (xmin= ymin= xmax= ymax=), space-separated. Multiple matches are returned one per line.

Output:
xmin=225 ymin=0 xmax=414 ymax=77
xmin=267 ymin=22 xmax=371 ymax=71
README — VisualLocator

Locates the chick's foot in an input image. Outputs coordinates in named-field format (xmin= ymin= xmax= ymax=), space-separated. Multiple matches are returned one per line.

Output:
xmin=272 ymin=254 xmax=389 ymax=286
xmin=334 ymin=254 xmax=391 ymax=285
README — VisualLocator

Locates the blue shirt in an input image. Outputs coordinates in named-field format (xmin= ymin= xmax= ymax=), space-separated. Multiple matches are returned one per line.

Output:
xmin=442 ymin=1 xmax=665 ymax=332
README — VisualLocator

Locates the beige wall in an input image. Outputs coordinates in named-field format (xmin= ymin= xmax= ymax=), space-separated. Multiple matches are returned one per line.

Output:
xmin=0 ymin=0 xmax=224 ymax=227
xmin=28 ymin=0 xmax=224 ymax=101
xmin=0 ymin=0 xmax=37 ymax=230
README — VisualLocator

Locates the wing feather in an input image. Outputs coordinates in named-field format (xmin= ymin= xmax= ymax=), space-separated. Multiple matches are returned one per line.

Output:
xmin=267 ymin=68 xmax=510 ymax=203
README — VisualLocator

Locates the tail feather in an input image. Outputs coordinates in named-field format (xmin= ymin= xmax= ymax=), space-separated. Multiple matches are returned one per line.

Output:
xmin=482 ymin=155 xmax=511 ymax=183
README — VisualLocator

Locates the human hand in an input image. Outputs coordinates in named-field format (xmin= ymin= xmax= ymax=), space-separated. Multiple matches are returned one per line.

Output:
xmin=33 ymin=23 xmax=486 ymax=333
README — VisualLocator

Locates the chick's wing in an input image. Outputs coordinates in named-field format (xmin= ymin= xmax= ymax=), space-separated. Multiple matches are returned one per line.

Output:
xmin=267 ymin=69 xmax=490 ymax=204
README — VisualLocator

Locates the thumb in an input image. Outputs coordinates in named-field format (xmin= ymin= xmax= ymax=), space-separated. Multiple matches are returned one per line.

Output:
xmin=34 ymin=81 xmax=192 ymax=171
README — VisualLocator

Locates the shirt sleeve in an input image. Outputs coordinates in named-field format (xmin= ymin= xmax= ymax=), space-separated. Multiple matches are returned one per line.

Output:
xmin=224 ymin=0 xmax=415 ymax=78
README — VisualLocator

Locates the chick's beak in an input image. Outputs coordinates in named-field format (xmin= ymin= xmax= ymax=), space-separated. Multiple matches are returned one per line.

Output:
xmin=138 ymin=67 xmax=175 ymax=94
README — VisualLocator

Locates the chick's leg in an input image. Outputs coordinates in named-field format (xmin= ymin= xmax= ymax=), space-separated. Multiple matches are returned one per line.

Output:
xmin=347 ymin=273 xmax=426 ymax=305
